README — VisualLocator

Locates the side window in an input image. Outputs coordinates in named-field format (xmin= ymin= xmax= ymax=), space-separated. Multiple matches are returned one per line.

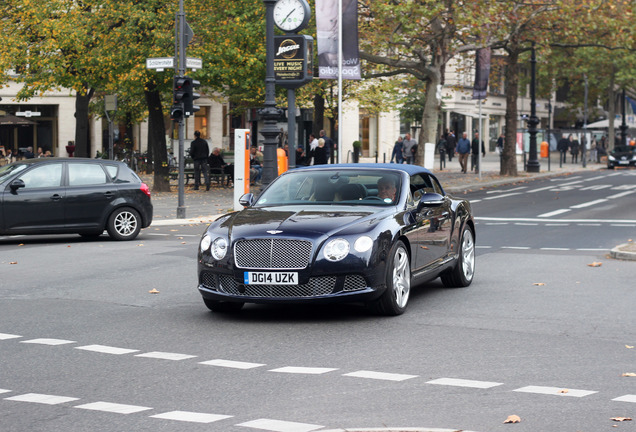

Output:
xmin=429 ymin=175 xmax=445 ymax=195
xmin=103 ymin=164 xmax=118 ymax=180
xmin=409 ymin=174 xmax=435 ymax=195
xmin=68 ymin=163 xmax=108 ymax=186
xmin=19 ymin=163 xmax=63 ymax=188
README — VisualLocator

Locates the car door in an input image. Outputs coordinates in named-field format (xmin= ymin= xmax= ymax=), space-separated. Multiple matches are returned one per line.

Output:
xmin=411 ymin=173 xmax=452 ymax=271
xmin=1 ymin=162 xmax=65 ymax=232
xmin=64 ymin=162 xmax=116 ymax=230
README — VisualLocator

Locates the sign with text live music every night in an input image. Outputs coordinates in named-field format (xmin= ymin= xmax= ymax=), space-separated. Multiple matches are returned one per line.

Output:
xmin=274 ymin=35 xmax=313 ymax=89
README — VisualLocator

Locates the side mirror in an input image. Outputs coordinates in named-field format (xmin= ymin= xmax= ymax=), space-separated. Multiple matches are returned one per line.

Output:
xmin=10 ymin=179 xmax=25 ymax=192
xmin=417 ymin=192 xmax=445 ymax=209
xmin=239 ymin=193 xmax=256 ymax=207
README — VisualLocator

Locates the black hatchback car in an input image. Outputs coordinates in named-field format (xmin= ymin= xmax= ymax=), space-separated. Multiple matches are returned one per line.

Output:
xmin=607 ymin=145 xmax=636 ymax=169
xmin=0 ymin=158 xmax=153 ymax=240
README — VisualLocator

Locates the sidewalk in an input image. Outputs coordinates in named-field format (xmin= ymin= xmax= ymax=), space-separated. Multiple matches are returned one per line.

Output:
xmin=147 ymin=153 xmax=605 ymax=224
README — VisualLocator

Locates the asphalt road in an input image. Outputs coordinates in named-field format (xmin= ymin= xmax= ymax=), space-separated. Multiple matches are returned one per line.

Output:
xmin=0 ymin=169 xmax=635 ymax=432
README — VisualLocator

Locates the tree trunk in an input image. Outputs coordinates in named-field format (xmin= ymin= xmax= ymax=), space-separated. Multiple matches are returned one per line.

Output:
xmin=74 ymin=88 xmax=94 ymax=158
xmin=502 ymin=48 xmax=520 ymax=176
xmin=144 ymin=83 xmax=170 ymax=192
xmin=417 ymin=66 xmax=442 ymax=166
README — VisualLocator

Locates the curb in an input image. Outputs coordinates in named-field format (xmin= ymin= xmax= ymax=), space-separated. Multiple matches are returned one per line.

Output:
xmin=610 ymin=243 xmax=636 ymax=261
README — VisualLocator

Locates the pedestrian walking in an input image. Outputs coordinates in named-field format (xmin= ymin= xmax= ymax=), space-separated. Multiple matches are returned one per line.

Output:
xmin=446 ymin=130 xmax=456 ymax=162
xmin=471 ymin=132 xmax=485 ymax=173
xmin=570 ymin=135 xmax=580 ymax=164
xmin=455 ymin=132 xmax=471 ymax=173
xmin=402 ymin=133 xmax=417 ymax=164
xmin=319 ymin=130 xmax=335 ymax=163
xmin=189 ymin=131 xmax=210 ymax=190
xmin=437 ymin=134 xmax=447 ymax=169
xmin=390 ymin=136 xmax=404 ymax=164
xmin=313 ymin=138 xmax=328 ymax=165
xmin=557 ymin=135 xmax=570 ymax=165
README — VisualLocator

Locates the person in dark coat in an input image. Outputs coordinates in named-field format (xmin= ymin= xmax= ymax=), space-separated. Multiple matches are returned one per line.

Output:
xmin=189 ymin=131 xmax=210 ymax=190
xmin=208 ymin=147 xmax=234 ymax=186
xmin=313 ymin=138 xmax=328 ymax=165
xmin=445 ymin=130 xmax=456 ymax=162
xmin=557 ymin=135 xmax=570 ymax=165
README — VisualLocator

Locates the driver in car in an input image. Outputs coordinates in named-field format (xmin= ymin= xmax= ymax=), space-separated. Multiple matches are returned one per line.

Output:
xmin=377 ymin=176 xmax=397 ymax=201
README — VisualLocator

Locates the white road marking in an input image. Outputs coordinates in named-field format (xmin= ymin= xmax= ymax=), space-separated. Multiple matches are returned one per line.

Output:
xmin=343 ymin=370 xmax=418 ymax=381
xmin=135 ymin=351 xmax=197 ymax=361
xmin=612 ymin=394 xmax=636 ymax=403
xmin=0 ymin=389 xmax=11 ymax=394
xmin=540 ymin=248 xmax=570 ymax=251
xmin=427 ymin=378 xmax=503 ymax=389
xmin=576 ymin=248 xmax=608 ymax=251
xmin=477 ymin=217 xmax=636 ymax=224
xmin=484 ymin=192 xmax=523 ymax=200
xmin=0 ymin=333 xmax=21 ymax=340
xmin=501 ymin=246 xmax=530 ymax=250
xmin=513 ymin=385 xmax=597 ymax=397
xmin=577 ymin=223 xmax=601 ymax=226
xmin=611 ymin=224 xmax=636 ymax=227
xmin=199 ymin=359 xmax=265 ymax=369
xmin=470 ymin=199 xmax=482 ymax=203
xmin=150 ymin=411 xmax=233 ymax=423
xmin=146 ymin=233 xmax=169 ymax=236
xmin=5 ymin=393 xmax=79 ymax=405
xmin=537 ymin=209 xmax=571 ymax=217
xmin=74 ymin=401 xmax=152 ymax=414
xmin=514 ymin=223 xmax=538 ymax=226
xmin=75 ymin=345 xmax=139 ymax=355
xmin=487 ymin=186 xmax=528 ymax=194
xmin=483 ymin=222 xmax=509 ymax=225
xmin=236 ymin=418 xmax=324 ymax=432
xmin=570 ymin=199 xmax=608 ymax=209
xmin=268 ymin=367 xmax=338 ymax=375
xmin=545 ymin=223 xmax=569 ymax=226
xmin=476 ymin=246 xmax=492 ymax=249
xmin=21 ymin=338 xmax=75 ymax=346
xmin=580 ymin=184 xmax=612 ymax=191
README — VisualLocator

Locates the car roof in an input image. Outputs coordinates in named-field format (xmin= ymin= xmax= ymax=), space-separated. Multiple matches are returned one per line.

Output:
xmin=10 ymin=157 xmax=126 ymax=166
xmin=292 ymin=163 xmax=432 ymax=176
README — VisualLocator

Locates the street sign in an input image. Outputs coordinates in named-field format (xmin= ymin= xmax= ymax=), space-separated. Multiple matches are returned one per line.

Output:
xmin=146 ymin=57 xmax=175 ymax=71
xmin=105 ymin=95 xmax=117 ymax=112
xmin=16 ymin=111 xmax=41 ymax=117
xmin=186 ymin=57 xmax=202 ymax=70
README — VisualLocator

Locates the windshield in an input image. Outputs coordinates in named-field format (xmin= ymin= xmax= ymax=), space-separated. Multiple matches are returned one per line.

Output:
xmin=0 ymin=163 xmax=27 ymax=182
xmin=613 ymin=146 xmax=636 ymax=153
xmin=255 ymin=169 xmax=402 ymax=206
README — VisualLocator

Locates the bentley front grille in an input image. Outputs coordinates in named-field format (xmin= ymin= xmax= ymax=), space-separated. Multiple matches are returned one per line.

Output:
xmin=234 ymin=239 xmax=312 ymax=269
xmin=218 ymin=274 xmax=335 ymax=298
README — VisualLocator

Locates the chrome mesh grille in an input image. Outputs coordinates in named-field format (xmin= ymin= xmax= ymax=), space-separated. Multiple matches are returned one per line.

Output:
xmin=217 ymin=274 xmax=335 ymax=298
xmin=234 ymin=239 xmax=312 ymax=269
xmin=343 ymin=275 xmax=367 ymax=292
xmin=201 ymin=272 xmax=216 ymax=290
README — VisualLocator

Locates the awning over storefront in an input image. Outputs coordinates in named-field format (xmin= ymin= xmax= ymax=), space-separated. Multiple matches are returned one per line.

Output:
xmin=585 ymin=118 xmax=636 ymax=128
xmin=0 ymin=115 xmax=37 ymax=126
xmin=450 ymin=109 xmax=489 ymax=119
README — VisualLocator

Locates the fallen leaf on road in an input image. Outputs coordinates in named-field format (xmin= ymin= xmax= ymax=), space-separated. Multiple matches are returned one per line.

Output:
xmin=9 ymin=261 xmax=18 ymax=265
xmin=626 ymin=345 xmax=634 ymax=349
xmin=504 ymin=415 xmax=521 ymax=423
xmin=181 ymin=242 xmax=186 ymax=244
xmin=19 ymin=243 xmax=24 ymax=246
xmin=587 ymin=262 xmax=602 ymax=267
xmin=148 ymin=288 xmax=160 ymax=294
xmin=559 ymin=389 xmax=569 ymax=394
xmin=533 ymin=282 xmax=545 ymax=286
xmin=621 ymin=372 xmax=636 ymax=377
xmin=611 ymin=417 xmax=632 ymax=422
xmin=137 ymin=244 xmax=144 ymax=247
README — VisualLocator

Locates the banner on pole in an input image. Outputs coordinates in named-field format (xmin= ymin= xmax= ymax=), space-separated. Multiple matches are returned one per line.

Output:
xmin=472 ymin=48 xmax=491 ymax=100
xmin=316 ymin=0 xmax=361 ymax=80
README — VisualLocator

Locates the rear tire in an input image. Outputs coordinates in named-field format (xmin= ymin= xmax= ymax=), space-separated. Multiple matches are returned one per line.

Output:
xmin=441 ymin=225 xmax=475 ymax=288
xmin=368 ymin=240 xmax=410 ymax=316
xmin=106 ymin=207 xmax=141 ymax=241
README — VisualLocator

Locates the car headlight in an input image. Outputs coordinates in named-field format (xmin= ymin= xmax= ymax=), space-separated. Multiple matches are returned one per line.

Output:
xmin=608 ymin=155 xmax=616 ymax=161
xmin=210 ymin=237 xmax=228 ymax=260
xmin=354 ymin=236 xmax=373 ymax=253
xmin=200 ymin=234 xmax=212 ymax=252
xmin=324 ymin=238 xmax=350 ymax=262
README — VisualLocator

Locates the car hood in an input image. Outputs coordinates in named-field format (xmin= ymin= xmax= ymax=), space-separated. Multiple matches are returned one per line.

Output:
xmin=219 ymin=205 xmax=388 ymax=239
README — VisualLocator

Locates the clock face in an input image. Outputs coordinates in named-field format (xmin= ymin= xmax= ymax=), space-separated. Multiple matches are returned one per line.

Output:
xmin=273 ymin=0 xmax=310 ymax=33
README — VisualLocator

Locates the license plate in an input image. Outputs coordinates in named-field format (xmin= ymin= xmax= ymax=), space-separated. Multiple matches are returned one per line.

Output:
xmin=619 ymin=160 xmax=628 ymax=164
xmin=244 ymin=272 xmax=298 ymax=285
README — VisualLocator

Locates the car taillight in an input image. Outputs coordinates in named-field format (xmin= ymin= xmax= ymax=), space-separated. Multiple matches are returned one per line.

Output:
xmin=140 ymin=183 xmax=151 ymax=198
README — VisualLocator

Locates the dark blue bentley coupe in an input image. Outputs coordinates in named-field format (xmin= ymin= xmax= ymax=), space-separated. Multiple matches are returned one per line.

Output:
xmin=197 ymin=163 xmax=475 ymax=315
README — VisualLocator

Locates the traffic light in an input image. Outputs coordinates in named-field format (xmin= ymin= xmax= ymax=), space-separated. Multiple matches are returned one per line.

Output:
xmin=183 ymin=78 xmax=200 ymax=117
xmin=172 ymin=76 xmax=200 ymax=118
xmin=170 ymin=104 xmax=184 ymax=122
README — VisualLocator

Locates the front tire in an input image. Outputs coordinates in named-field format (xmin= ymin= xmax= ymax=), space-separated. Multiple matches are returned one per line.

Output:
xmin=107 ymin=207 xmax=141 ymax=241
xmin=369 ymin=240 xmax=411 ymax=316
xmin=441 ymin=225 xmax=475 ymax=288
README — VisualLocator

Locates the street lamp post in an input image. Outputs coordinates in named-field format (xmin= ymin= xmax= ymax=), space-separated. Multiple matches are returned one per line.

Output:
xmin=620 ymin=89 xmax=628 ymax=147
xmin=260 ymin=0 xmax=283 ymax=187
xmin=547 ymin=101 xmax=551 ymax=171
xmin=526 ymin=42 xmax=540 ymax=173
